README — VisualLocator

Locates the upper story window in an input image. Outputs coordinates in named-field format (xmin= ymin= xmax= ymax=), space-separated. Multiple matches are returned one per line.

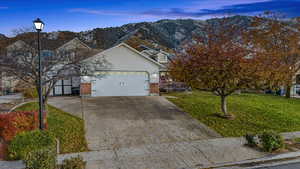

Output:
xmin=157 ymin=53 xmax=168 ymax=63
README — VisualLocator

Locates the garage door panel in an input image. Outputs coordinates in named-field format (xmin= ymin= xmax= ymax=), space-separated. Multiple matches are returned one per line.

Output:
xmin=92 ymin=71 xmax=149 ymax=96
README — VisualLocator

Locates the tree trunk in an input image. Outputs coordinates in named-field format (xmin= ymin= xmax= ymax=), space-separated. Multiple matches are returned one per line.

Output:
xmin=221 ymin=96 xmax=228 ymax=116
xmin=286 ymin=85 xmax=291 ymax=98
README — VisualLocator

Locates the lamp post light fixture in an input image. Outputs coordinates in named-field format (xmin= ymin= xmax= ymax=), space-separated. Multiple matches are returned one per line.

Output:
xmin=33 ymin=18 xmax=45 ymax=130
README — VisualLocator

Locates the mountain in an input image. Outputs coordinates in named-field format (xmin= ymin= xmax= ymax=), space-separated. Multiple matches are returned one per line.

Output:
xmin=0 ymin=34 xmax=7 ymax=40
xmin=0 ymin=15 xmax=279 ymax=52
xmin=78 ymin=15 xmax=254 ymax=52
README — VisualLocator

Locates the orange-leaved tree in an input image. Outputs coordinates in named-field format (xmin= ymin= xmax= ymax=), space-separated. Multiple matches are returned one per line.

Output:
xmin=169 ymin=18 xmax=261 ymax=118
xmin=246 ymin=12 xmax=300 ymax=98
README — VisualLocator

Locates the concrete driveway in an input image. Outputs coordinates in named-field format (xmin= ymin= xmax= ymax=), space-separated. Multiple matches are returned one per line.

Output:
xmin=84 ymin=96 xmax=221 ymax=150
xmin=50 ymin=96 xmax=220 ymax=151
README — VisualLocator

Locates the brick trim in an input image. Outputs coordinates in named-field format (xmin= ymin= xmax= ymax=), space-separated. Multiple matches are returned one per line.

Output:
xmin=150 ymin=83 xmax=159 ymax=95
xmin=80 ymin=83 xmax=91 ymax=96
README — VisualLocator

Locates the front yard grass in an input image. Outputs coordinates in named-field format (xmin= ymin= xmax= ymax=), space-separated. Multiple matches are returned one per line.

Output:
xmin=16 ymin=102 xmax=88 ymax=154
xmin=167 ymin=91 xmax=300 ymax=137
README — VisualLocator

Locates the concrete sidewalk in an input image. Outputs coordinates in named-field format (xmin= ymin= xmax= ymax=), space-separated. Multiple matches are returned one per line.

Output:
xmin=3 ymin=134 xmax=300 ymax=169
xmin=0 ymin=137 xmax=265 ymax=169
xmin=58 ymin=137 xmax=266 ymax=169
xmin=0 ymin=160 xmax=24 ymax=169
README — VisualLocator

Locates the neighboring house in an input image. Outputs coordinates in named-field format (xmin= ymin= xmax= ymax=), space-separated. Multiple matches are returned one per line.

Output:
xmin=2 ymin=38 xmax=90 ymax=96
xmin=277 ymin=72 xmax=300 ymax=97
xmin=0 ymin=40 xmax=29 ymax=95
xmin=81 ymin=43 xmax=166 ymax=96
xmin=0 ymin=72 xmax=16 ymax=95
xmin=0 ymin=72 xmax=16 ymax=96
xmin=291 ymin=74 xmax=300 ymax=97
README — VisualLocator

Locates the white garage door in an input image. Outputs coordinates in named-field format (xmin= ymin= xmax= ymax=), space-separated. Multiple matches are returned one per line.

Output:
xmin=91 ymin=71 xmax=150 ymax=96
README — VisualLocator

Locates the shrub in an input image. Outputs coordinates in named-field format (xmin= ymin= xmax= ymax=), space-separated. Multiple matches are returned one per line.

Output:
xmin=259 ymin=131 xmax=284 ymax=152
xmin=0 ymin=112 xmax=38 ymax=142
xmin=16 ymin=103 xmax=88 ymax=154
xmin=15 ymin=81 xmax=38 ymax=99
xmin=60 ymin=156 xmax=86 ymax=169
xmin=245 ymin=133 xmax=257 ymax=147
xmin=8 ymin=130 xmax=56 ymax=160
xmin=22 ymin=88 xmax=38 ymax=99
xmin=24 ymin=146 xmax=57 ymax=169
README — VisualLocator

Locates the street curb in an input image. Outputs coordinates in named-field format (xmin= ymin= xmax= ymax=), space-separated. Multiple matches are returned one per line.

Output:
xmin=199 ymin=151 xmax=300 ymax=169
xmin=248 ymin=158 xmax=300 ymax=169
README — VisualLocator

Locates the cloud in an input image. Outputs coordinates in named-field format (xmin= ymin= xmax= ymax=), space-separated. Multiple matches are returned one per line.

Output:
xmin=69 ymin=0 xmax=300 ymax=19
xmin=142 ymin=0 xmax=300 ymax=18
xmin=68 ymin=7 xmax=206 ymax=21
xmin=68 ymin=8 xmax=134 ymax=16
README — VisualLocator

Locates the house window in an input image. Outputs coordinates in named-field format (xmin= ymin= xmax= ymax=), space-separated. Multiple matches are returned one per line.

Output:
xmin=157 ymin=53 xmax=168 ymax=63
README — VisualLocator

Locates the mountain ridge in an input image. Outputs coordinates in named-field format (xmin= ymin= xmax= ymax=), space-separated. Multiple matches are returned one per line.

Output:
xmin=1 ymin=15 xmax=297 ymax=52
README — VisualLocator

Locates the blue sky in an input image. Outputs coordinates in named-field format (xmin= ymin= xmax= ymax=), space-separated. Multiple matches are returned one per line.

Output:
xmin=1 ymin=0 xmax=300 ymax=36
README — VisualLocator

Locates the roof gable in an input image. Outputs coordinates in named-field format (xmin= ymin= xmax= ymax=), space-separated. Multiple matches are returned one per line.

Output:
xmin=103 ymin=43 xmax=166 ymax=68
xmin=57 ymin=37 xmax=91 ymax=51
xmin=6 ymin=40 xmax=29 ymax=50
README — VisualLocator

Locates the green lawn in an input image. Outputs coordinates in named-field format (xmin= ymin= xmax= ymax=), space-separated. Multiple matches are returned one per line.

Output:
xmin=167 ymin=91 xmax=300 ymax=137
xmin=16 ymin=102 xmax=88 ymax=154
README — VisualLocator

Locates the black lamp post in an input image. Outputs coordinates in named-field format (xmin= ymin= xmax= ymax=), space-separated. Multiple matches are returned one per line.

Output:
xmin=33 ymin=18 xmax=45 ymax=130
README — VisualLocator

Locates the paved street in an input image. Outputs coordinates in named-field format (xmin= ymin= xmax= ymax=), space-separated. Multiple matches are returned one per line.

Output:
xmin=256 ymin=162 xmax=300 ymax=169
